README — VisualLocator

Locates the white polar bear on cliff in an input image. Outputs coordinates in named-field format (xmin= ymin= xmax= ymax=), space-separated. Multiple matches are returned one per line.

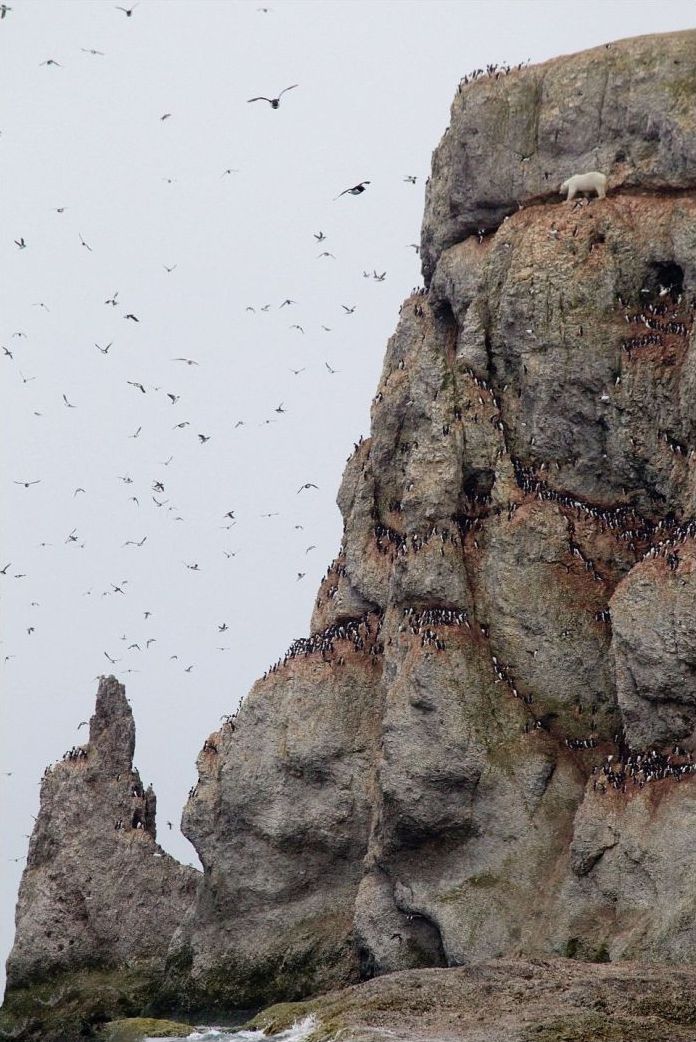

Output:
xmin=560 ymin=171 xmax=607 ymax=201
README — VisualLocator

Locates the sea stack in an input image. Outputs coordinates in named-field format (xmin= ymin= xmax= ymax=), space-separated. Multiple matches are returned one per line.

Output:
xmin=4 ymin=28 xmax=696 ymax=1041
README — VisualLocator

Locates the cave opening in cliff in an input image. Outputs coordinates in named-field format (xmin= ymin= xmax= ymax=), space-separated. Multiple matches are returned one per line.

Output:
xmin=644 ymin=260 xmax=684 ymax=299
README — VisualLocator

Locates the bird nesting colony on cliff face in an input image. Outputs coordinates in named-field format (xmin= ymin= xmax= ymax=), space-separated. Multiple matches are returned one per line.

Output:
xmin=6 ymin=29 xmax=696 ymax=1038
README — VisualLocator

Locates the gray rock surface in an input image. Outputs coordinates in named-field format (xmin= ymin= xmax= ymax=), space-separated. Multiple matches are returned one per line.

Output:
xmin=5 ymin=677 xmax=198 ymax=990
xmin=421 ymin=29 xmax=696 ymax=283
xmin=168 ymin=29 xmax=696 ymax=1006
xmin=5 ymin=28 xmax=696 ymax=1035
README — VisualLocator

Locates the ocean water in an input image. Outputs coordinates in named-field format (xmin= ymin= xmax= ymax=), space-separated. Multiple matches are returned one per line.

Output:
xmin=146 ymin=1015 xmax=319 ymax=1042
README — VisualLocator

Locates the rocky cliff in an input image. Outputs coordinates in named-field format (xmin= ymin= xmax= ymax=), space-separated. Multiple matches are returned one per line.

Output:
xmin=4 ymin=27 xmax=696 ymax=1039
xmin=2 ymin=679 xmax=197 ymax=1036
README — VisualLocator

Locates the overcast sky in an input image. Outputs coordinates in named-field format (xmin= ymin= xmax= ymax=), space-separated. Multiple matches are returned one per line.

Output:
xmin=2 ymin=0 xmax=694 ymax=994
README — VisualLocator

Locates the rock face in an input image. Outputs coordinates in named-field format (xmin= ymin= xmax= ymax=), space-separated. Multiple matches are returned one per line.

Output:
xmin=420 ymin=29 xmax=696 ymax=283
xmin=5 ymin=677 xmax=198 ymax=990
xmin=5 ymin=28 xmax=696 ymax=1031
xmin=161 ymin=28 xmax=696 ymax=1011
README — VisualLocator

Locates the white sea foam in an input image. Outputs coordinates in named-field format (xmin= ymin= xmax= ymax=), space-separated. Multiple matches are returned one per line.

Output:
xmin=147 ymin=1013 xmax=318 ymax=1042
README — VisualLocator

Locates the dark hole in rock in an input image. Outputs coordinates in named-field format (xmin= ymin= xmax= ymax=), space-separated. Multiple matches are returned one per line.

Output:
xmin=462 ymin=469 xmax=495 ymax=502
xmin=644 ymin=261 xmax=684 ymax=299
xmin=614 ymin=150 xmax=626 ymax=163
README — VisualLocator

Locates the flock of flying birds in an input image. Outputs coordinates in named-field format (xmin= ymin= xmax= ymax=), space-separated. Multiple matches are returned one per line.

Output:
xmin=3 ymin=2 xmax=424 ymax=697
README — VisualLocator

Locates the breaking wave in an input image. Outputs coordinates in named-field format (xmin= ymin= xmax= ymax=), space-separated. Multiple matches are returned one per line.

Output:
xmin=147 ymin=1014 xmax=319 ymax=1042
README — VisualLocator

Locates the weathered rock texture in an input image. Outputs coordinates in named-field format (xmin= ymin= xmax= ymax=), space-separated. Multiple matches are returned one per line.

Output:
xmin=6 ymin=677 xmax=197 ymax=991
xmin=5 ymin=27 xmax=696 ymax=1037
xmin=166 ymin=29 xmax=696 ymax=1009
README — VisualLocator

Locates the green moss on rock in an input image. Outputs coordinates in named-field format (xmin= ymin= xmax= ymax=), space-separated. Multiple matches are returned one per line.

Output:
xmin=99 ymin=1019 xmax=195 ymax=1042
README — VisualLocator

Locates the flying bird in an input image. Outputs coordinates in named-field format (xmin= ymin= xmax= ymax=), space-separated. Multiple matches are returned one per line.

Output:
xmin=172 ymin=357 xmax=199 ymax=365
xmin=124 ymin=313 xmax=139 ymax=322
xmin=79 ymin=233 xmax=93 ymax=251
xmin=14 ymin=238 xmax=26 ymax=249
xmin=163 ymin=264 xmax=177 ymax=272
xmin=62 ymin=393 xmax=77 ymax=408
xmin=198 ymin=434 xmax=211 ymax=444
xmin=0 ymin=5 xmax=12 ymax=18
xmin=247 ymin=84 xmax=298 ymax=109
xmin=81 ymin=48 xmax=105 ymax=55
xmin=105 ymin=291 xmax=119 ymax=306
xmin=160 ymin=113 xmax=172 ymax=121
xmin=324 ymin=361 xmax=339 ymax=374
xmin=404 ymin=175 xmax=417 ymax=184
xmin=115 ymin=3 xmax=138 ymax=14
xmin=14 ymin=480 xmax=40 ymax=488
xmin=297 ymin=483 xmax=318 ymax=493
xmin=341 ymin=304 xmax=356 ymax=314
xmin=314 ymin=231 xmax=326 ymax=242
xmin=334 ymin=181 xmax=370 ymax=200
xmin=95 ymin=342 xmax=112 ymax=354
xmin=40 ymin=59 xmax=62 ymax=67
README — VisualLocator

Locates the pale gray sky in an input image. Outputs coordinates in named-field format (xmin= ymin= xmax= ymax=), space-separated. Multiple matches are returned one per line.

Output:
xmin=2 ymin=0 xmax=694 ymax=992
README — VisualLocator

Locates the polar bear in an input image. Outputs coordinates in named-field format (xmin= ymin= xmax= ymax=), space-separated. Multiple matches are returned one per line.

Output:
xmin=559 ymin=171 xmax=607 ymax=201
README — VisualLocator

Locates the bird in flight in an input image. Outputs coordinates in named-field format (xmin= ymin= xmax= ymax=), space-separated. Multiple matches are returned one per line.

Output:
xmin=0 ymin=5 xmax=12 ymax=18
xmin=341 ymin=304 xmax=356 ymax=314
xmin=127 ymin=380 xmax=147 ymax=394
xmin=173 ymin=357 xmax=199 ymax=366
xmin=40 ymin=59 xmax=62 ymax=67
xmin=290 ymin=324 xmax=304 ymax=334
xmin=274 ymin=403 xmax=286 ymax=413
xmin=334 ymin=181 xmax=370 ymax=200
xmin=62 ymin=393 xmax=77 ymax=408
xmin=130 ymin=426 xmax=141 ymax=438
xmin=124 ymin=313 xmax=139 ymax=322
xmin=81 ymin=48 xmax=105 ymax=56
xmin=79 ymin=233 xmax=93 ymax=252
xmin=115 ymin=3 xmax=138 ymax=15
xmin=14 ymin=238 xmax=26 ymax=249
xmin=404 ymin=175 xmax=417 ymax=184
xmin=297 ymin=572 xmax=305 ymax=581
xmin=163 ymin=264 xmax=177 ymax=273
xmin=105 ymin=291 xmax=119 ymax=306
xmin=314 ymin=231 xmax=326 ymax=242
xmin=290 ymin=367 xmax=305 ymax=376
xmin=324 ymin=362 xmax=339 ymax=374
xmin=279 ymin=299 xmax=296 ymax=308
xmin=123 ymin=536 xmax=147 ymax=547
xmin=160 ymin=113 xmax=172 ymax=121
xmin=198 ymin=433 xmax=211 ymax=444
xmin=317 ymin=252 xmax=335 ymax=259
xmin=297 ymin=483 xmax=318 ymax=493
xmin=247 ymin=85 xmax=298 ymax=109
xmin=373 ymin=270 xmax=386 ymax=281
xmin=95 ymin=342 xmax=112 ymax=354
xmin=14 ymin=480 xmax=40 ymax=488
